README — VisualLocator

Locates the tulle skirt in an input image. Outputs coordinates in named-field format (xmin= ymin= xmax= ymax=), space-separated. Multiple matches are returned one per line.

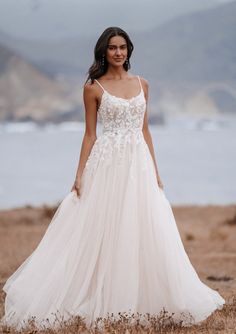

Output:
xmin=2 ymin=131 xmax=225 ymax=330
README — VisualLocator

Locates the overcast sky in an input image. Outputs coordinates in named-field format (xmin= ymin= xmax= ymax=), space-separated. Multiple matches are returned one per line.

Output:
xmin=0 ymin=0 xmax=234 ymax=40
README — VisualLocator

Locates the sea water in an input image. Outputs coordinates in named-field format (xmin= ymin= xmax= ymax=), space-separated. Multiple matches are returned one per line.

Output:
xmin=0 ymin=114 xmax=235 ymax=209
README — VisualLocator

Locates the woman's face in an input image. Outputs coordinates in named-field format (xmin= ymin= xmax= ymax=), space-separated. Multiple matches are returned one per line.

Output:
xmin=105 ymin=35 xmax=128 ymax=67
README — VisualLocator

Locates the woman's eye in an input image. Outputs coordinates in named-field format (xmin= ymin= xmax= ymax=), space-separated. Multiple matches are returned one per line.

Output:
xmin=107 ymin=45 xmax=127 ymax=51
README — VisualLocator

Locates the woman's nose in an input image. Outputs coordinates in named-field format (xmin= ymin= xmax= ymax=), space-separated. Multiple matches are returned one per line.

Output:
xmin=116 ymin=48 xmax=122 ymax=55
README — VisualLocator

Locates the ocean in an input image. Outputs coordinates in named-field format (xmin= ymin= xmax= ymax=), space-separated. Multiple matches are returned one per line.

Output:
xmin=0 ymin=114 xmax=236 ymax=209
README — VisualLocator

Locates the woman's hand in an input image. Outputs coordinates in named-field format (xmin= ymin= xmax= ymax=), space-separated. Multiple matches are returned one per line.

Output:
xmin=71 ymin=178 xmax=81 ymax=197
xmin=156 ymin=174 xmax=164 ymax=190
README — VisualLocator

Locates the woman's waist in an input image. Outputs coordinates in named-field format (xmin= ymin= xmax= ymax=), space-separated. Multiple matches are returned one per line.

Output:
xmin=102 ymin=127 xmax=143 ymax=135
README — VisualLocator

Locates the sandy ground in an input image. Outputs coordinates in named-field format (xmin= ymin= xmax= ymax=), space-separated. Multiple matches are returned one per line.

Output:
xmin=0 ymin=203 xmax=236 ymax=333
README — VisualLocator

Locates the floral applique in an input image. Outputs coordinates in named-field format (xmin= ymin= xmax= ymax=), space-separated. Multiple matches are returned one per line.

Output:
xmin=84 ymin=90 xmax=148 ymax=174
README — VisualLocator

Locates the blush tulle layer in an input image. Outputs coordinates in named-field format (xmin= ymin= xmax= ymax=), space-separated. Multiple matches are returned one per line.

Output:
xmin=2 ymin=133 xmax=225 ymax=330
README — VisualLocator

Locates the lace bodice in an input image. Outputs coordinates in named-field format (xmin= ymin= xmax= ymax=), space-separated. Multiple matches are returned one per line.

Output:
xmin=84 ymin=76 xmax=149 ymax=174
xmin=95 ymin=75 xmax=146 ymax=134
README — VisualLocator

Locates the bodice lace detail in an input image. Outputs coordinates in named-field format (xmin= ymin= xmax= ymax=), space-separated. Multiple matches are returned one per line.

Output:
xmin=84 ymin=76 xmax=149 ymax=174
xmin=97 ymin=89 xmax=146 ymax=134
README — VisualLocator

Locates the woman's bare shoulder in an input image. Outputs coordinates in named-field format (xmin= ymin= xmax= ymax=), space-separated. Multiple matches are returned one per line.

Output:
xmin=139 ymin=76 xmax=149 ymax=89
xmin=83 ymin=79 xmax=100 ymax=97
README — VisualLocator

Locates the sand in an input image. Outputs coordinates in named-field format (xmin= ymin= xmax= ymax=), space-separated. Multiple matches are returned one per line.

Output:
xmin=0 ymin=203 xmax=235 ymax=333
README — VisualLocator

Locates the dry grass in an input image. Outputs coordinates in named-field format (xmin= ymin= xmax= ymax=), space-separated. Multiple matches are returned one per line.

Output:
xmin=0 ymin=204 xmax=236 ymax=333
xmin=1 ymin=301 xmax=236 ymax=334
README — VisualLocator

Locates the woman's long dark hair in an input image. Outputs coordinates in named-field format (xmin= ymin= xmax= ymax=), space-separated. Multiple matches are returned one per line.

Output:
xmin=85 ymin=27 xmax=134 ymax=84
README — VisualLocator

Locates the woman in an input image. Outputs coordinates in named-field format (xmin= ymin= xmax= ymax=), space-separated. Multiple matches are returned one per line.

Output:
xmin=2 ymin=26 xmax=225 ymax=330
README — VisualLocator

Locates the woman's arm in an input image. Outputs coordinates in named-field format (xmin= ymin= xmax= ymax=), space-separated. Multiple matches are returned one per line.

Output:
xmin=141 ymin=78 xmax=164 ymax=189
xmin=71 ymin=82 xmax=98 ymax=196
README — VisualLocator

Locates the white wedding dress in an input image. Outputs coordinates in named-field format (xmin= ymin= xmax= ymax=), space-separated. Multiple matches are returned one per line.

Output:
xmin=2 ymin=75 xmax=225 ymax=330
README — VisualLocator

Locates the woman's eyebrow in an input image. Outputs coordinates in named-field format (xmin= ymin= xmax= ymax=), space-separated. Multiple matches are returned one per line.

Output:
xmin=108 ymin=44 xmax=127 ymax=47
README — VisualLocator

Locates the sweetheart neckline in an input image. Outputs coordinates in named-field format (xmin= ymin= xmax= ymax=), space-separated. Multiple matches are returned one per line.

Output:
xmin=97 ymin=89 xmax=145 ymax=113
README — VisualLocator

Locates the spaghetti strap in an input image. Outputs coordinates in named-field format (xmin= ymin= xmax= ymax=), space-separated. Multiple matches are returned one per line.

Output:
xmin=95 ymin=77 xmax=142 ymax=94
xmin=137 ymin=75 xmax=143 ymax=91
xmin=94 ymin=79 xmax=106 ymax=92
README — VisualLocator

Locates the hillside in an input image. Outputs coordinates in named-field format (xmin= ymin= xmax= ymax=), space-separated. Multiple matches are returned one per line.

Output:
xmin=0 ymin=2 xmax=234 ymax=83
xmin=134 ymin=0 xmax=236 ymax=83
xmin=0 ymin=45 xmax=83 ymax=122
xmin=0 ymin=1 xmax=235 ymax=120
xmin=133 ymin=1 xmax=236 ymax=114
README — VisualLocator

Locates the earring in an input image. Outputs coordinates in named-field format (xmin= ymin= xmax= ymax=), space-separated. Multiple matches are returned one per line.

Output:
xmin=125 ymin=58 xmax=129 ymax=65
xmin=101 ymin=55 xmax=105 ymax=67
